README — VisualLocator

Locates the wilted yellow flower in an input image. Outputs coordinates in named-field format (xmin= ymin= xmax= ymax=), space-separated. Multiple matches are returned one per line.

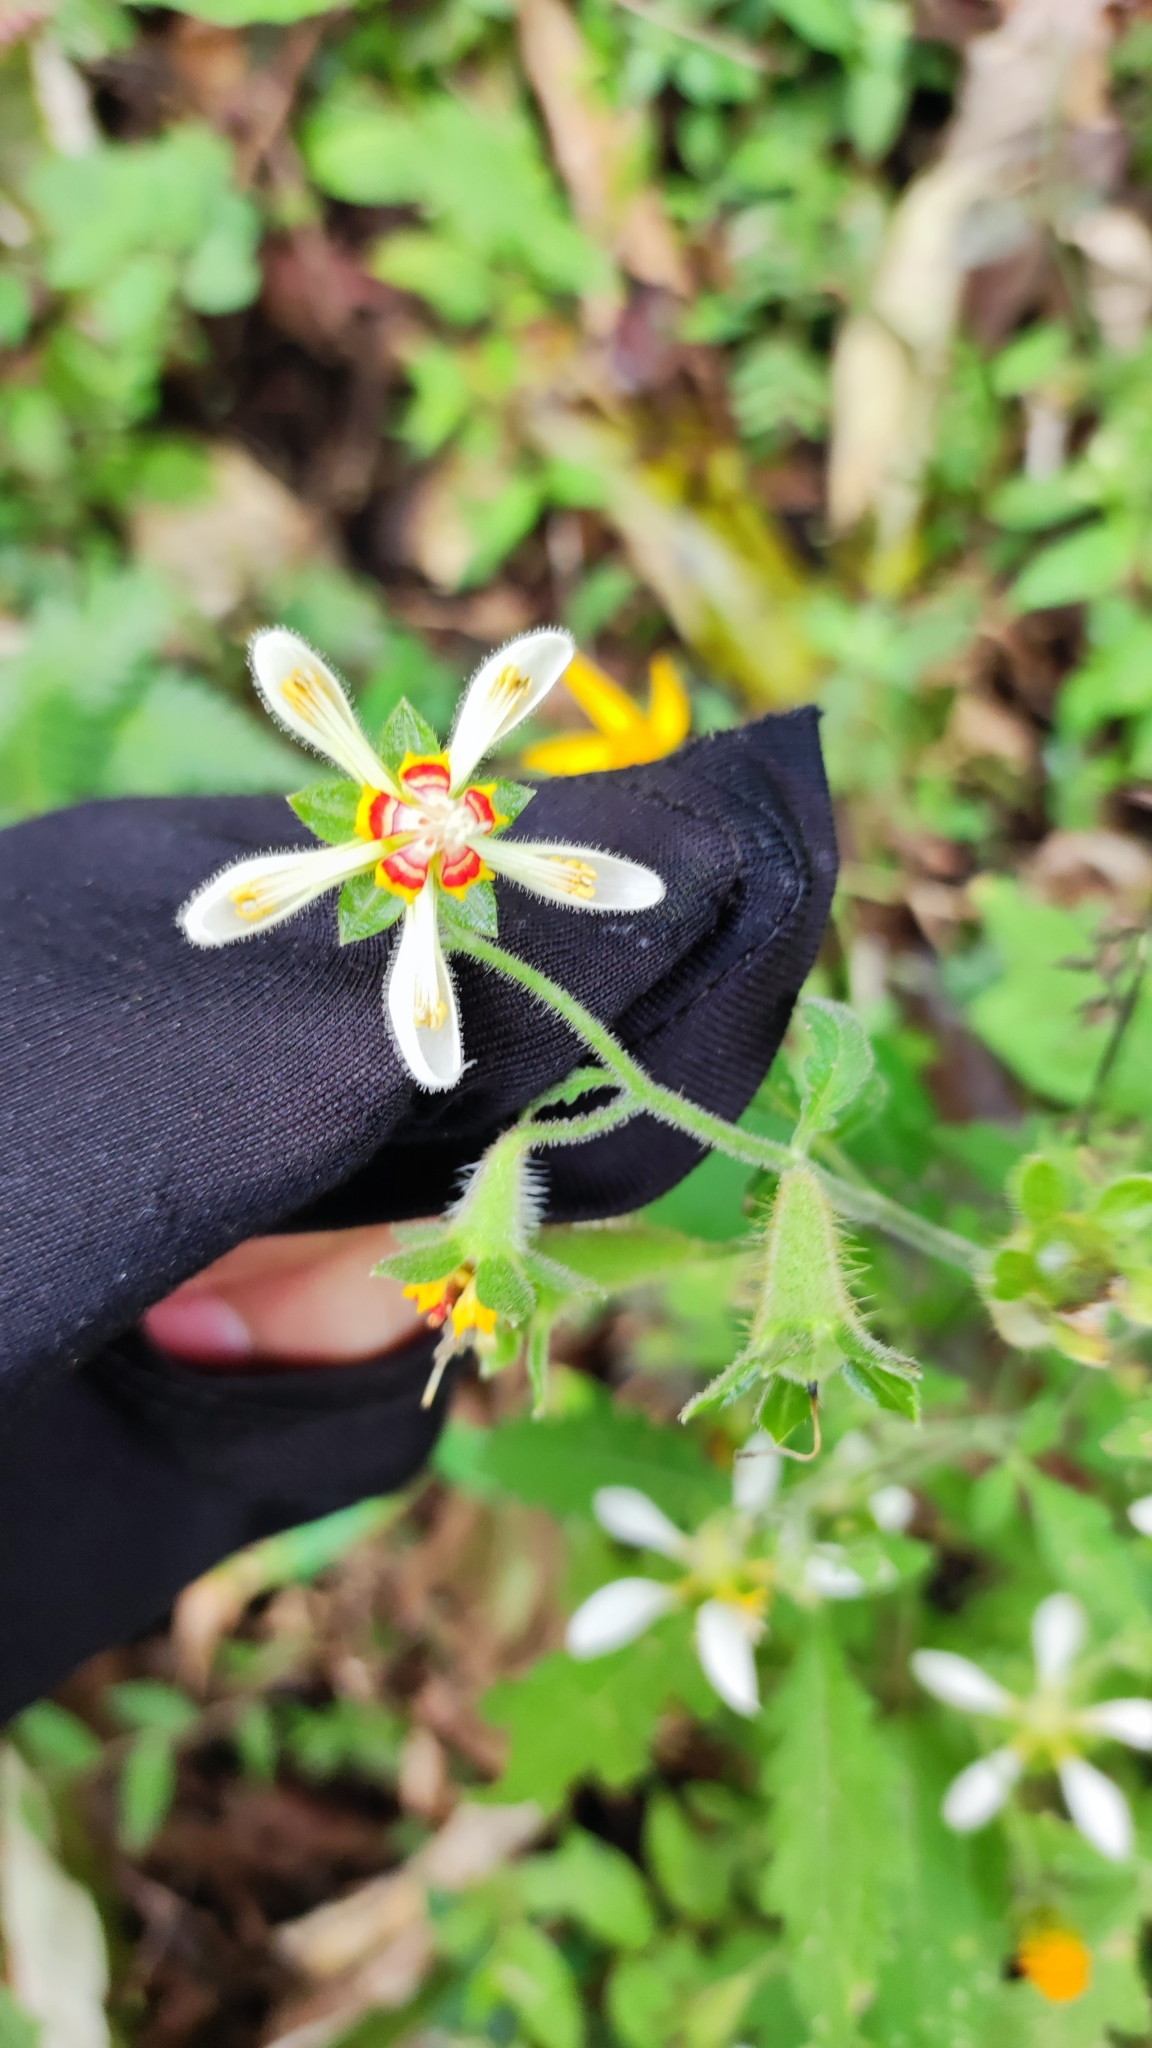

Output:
xmin=522 ymin=650 xmax=691 ymax=775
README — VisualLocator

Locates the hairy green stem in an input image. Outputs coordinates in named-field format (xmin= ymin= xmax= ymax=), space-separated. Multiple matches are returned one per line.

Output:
xmin=454 ymin=932 xmax=985 ymax=1279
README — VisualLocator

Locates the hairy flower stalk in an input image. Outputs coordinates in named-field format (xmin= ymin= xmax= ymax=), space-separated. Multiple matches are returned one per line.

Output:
xmin=680 ymin=1164 xmax=920 ymax=1443
xmin=179 ymin=628 xmax=664 ymax=1089
xmin=912 ymin=1594 xmax=1152 ymax=1860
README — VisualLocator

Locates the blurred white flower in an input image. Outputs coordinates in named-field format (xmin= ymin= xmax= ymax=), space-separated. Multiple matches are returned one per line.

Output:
xmin=912 ymin=1594 xmax=1152 ymax=1860
xmin=566 ymin=1438 xmax=780 ymax=1717
xmin=869 ymin=1483 xmax=916 ymax=1533
xmin=1127 ymin=1494 xmax=1152 ymax=1537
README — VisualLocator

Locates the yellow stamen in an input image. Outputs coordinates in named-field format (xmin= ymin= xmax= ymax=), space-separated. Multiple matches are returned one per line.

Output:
xmin=414 ymin=996 xmax=449 ymax=1031
xmin=451 ymin=1277 xmax=499 ymax=1339
xmin=229 ymin=883 xmax=274 ymax=922
xmin=282 ymin=668 xmax=328 ymax=722
xmin=548 ymin=857 xmax=597 ymax=901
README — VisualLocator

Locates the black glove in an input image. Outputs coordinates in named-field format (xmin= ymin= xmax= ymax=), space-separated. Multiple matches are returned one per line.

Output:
xmin=0 ymin=712 xmax=835 ymax=1714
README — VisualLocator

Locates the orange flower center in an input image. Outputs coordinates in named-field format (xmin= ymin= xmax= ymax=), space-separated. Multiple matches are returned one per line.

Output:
xmin=1018 ymin=1927 xmax=1092 ymax=2003
xmin=356 ymin=755 xmax=500 ymax=903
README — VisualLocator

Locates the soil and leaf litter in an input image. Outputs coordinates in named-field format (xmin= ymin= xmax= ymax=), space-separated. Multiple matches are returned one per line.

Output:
xmin=8 ymin=0 xmax=1152 ymax=2042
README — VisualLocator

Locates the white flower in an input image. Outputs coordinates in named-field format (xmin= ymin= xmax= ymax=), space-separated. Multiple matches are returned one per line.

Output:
xmin=1127 ymin=1494 xmax=1152 ymax=1537
xmin=912 ymin=1593 xmax=1151 ymax=1860
xmin=566 ymin=1454 xmax=779 ymax=1718
xmin=179 ymin=627 xmax=665 ymax=1090
xmin=869 ymin=1483 xmax=916 ymax=1533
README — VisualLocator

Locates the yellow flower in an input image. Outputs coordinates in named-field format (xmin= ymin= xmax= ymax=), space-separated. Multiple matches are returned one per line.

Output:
xmin=522 ymin=651 xmax=691 ymax=776
xmin=1017 ymin=1925 xmax=1092 ymax=2003
xmin=402 ymin=1264 xmax=498 ymax=1340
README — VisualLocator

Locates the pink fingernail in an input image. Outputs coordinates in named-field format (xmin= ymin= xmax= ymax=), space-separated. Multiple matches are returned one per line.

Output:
xmin=142 ymin=1295 xmax=253 ymax=1364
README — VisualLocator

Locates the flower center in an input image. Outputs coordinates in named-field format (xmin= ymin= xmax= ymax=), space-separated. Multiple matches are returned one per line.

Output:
xmin=356 ymin=756 xmax=500 ymax=902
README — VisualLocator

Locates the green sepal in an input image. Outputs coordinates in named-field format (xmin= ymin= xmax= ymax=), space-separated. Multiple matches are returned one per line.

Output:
xmin=475 ymin=1254 xmax=537 ymax=1324
xmin=491 ymin=777 xmax=535 ymax=825
xmin=526 ymin=1317 xmax=552 ymax=1415
xmin=991 ymin=1247 xmax=1038 ymax=1301
xmin=288 ymin=779 xmax=362 ymax=845
xmin=438 ymin=879 xmax=498 ymax=942
xmin=479 ymin=1322 xmax=526 ymax=1379
xmin=758 ymin=1374 xmax=816 ymax=1446
xmin=524 ymin=1248 xmax=601 ymax=1300
xmin=377 ymin=696 xmax=442 ymax=776
xmin=841 ymin=1352 xmax=921 ymax=1421
xmin=338 ymin=872 xmax=406 ymax=944
xmin=373 ymin=1235 xmax=466 ymax=1285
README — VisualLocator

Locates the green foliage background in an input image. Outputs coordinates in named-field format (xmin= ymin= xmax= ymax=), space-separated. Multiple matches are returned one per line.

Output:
xmin=5 ymin=0 xmax=1152 ymax=2043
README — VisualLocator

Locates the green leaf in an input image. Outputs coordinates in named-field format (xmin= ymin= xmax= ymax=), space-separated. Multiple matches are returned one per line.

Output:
xmin=337 ymin=872 xmax=406 ymax=945
xmin=539 ymin=1224 xmax=717 ymax=1290
xmin=517 ymin=1828 xmax=655 ymax=1950
xmin=107 ymin=1680 xmax=199 ymax=1736
xmin=1100 ymin=1397 xmax=1152 ymax=1460
xmin=437 ymin=1411 xmax=728 ymax=1525
xmin=174 ymin=0 xmax=343 ymax=23
xmin=1010 ymin=520 xmax=1135 ymax=612
xmin=762 ymin=1622 xmax=897 ymax=2046
xmin=794 ymin=997 xmax=876 ymax=1148
xmin=644 ymin=1791 xmax=735 ymax=1925
xmin=377 ymin=695 xmax=441 ymax=775
xmin=1025 ymin=1470 xmax=1150 ymax=1635
xmin=863 ymin=1721 xmax=1006 ymax=2048
xmin=288 ymin=779 xmax=362 ymax=844
xmin=438 ymin=879 xmax=498 ymax=939
xmin=0 ymin=1987 xmax=41 ymax=2048
xmin=491 ymin=777 xmax=536 ymax=824
xmin=841 ymin=1339 xmax=921 ymax=1420
xmin=481 ymin=1626 xmax=712 ymax=1810
xmin=12 ymin=1703 xmax=102 ymax=1777
xmin=769 ymin=0 xmax=854 ymax=54
xmin=118 ymin=1727 xmax=178 ymax=1852
xmin=475 ymin=1922 xmax=584 ymax=2048
xmin=1094 ymin=1174 xmax=1152 ymax=1233
xmin=475 ymin=1255 xmax=537 ymax=1323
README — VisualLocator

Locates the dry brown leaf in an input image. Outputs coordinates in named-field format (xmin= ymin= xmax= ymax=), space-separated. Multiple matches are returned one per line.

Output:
xmin=947 ymin=690 xmax=1038 ymax=774
xmin=1023 ymin=828 xmax=1152 ymax=913
xmin=516 ymin=0 xmax=689 ymax=309
xmin=1064 ymin=205 xmax=1152 ymax=353
xmin=132 ymin=443 xmax=333 ymax=620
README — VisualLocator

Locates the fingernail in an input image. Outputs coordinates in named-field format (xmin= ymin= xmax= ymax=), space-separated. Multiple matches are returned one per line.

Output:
xmin=142 ymin=1294 xmax=253 ymax=1365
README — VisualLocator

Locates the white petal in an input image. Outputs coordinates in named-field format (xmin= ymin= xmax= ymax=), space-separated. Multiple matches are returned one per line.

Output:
xmin=732 ymin=1433 xmax=781 ymax=1514
xmin=593 ymin=1487 xmax=687 ymax=1559
xmin=941 ymin=1748 xmax=1021 ymax=1832
xmin=385 ymin=885 xmax=462 ymax=1091
xmin=805 ymin=1549 xmax=867 ymax=1600
xmin=1079 ymin=1699 xmax=1152 ymax=1751
xmin=480 ymin=837 xmax=665 ymax=912
xmin=250 ymin=628 xmax=388 ymax=788
xmin=566 ymin=1578 xmax=675 ymax=1658
xmin=695 ymin=1600 xmax=760 ymax=1716
xmin=179 ymin=838 xmax=380 ymax=946
xmin=1128 ymin=1495 xmax=1152 ymax=1536
xmin=448 ymin=629 xmax=574 ymax=788
xmin=1059 ymin=1757 xmax=1133 ymax=1861
xmin=869 ymin=1484 xmax=916 ymax=1533
xmin=1032 ymin=1594 xmax=1086 ymax=1685
xmin=911 ymin=1650 xmax=1014 ymax=1717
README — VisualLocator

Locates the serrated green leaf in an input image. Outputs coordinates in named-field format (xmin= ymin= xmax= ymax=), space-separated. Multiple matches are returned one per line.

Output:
xmin=438 ymin=879 xmax=498 ymax=940
xmin=762 ymin=1622 xmax=897 ymax=2046
xmin=841 ymin=1349 xmax=921 ymax=1421
xmin=863 ymin=1721 xmax=1006 ymax=2048
xmin=492 ymin=777 xmax=536 ymax=824
xmin=794 ymin=997 xmax=875 ymax=1149
xmin=480 ymin=1625 xmax=712 ymax=1810
xmin=645 ymin=1791 xmax=735 ymax=1925
xmin=337 ymin=872 xmax=406 ymax=944
xmin=288 ymin=779 xmax=362 ymax=844
xmin=475 ymin=1254 xmax=537 ymax=1322
xmin=377 ymin=695 xmax=442 ymax=774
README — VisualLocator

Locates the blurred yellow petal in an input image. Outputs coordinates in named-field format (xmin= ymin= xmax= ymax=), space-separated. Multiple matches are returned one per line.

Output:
xmin=522 ymin=649 xmax=693 ymax=775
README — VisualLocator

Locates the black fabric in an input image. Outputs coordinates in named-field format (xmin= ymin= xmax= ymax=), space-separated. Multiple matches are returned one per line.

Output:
xmin=0 ymin=710 xmax=836 ymax=1715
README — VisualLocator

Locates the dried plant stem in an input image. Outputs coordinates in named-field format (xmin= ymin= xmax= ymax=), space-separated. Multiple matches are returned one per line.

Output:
xmin=453 ymin=933 xmax=986 ymax=1279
